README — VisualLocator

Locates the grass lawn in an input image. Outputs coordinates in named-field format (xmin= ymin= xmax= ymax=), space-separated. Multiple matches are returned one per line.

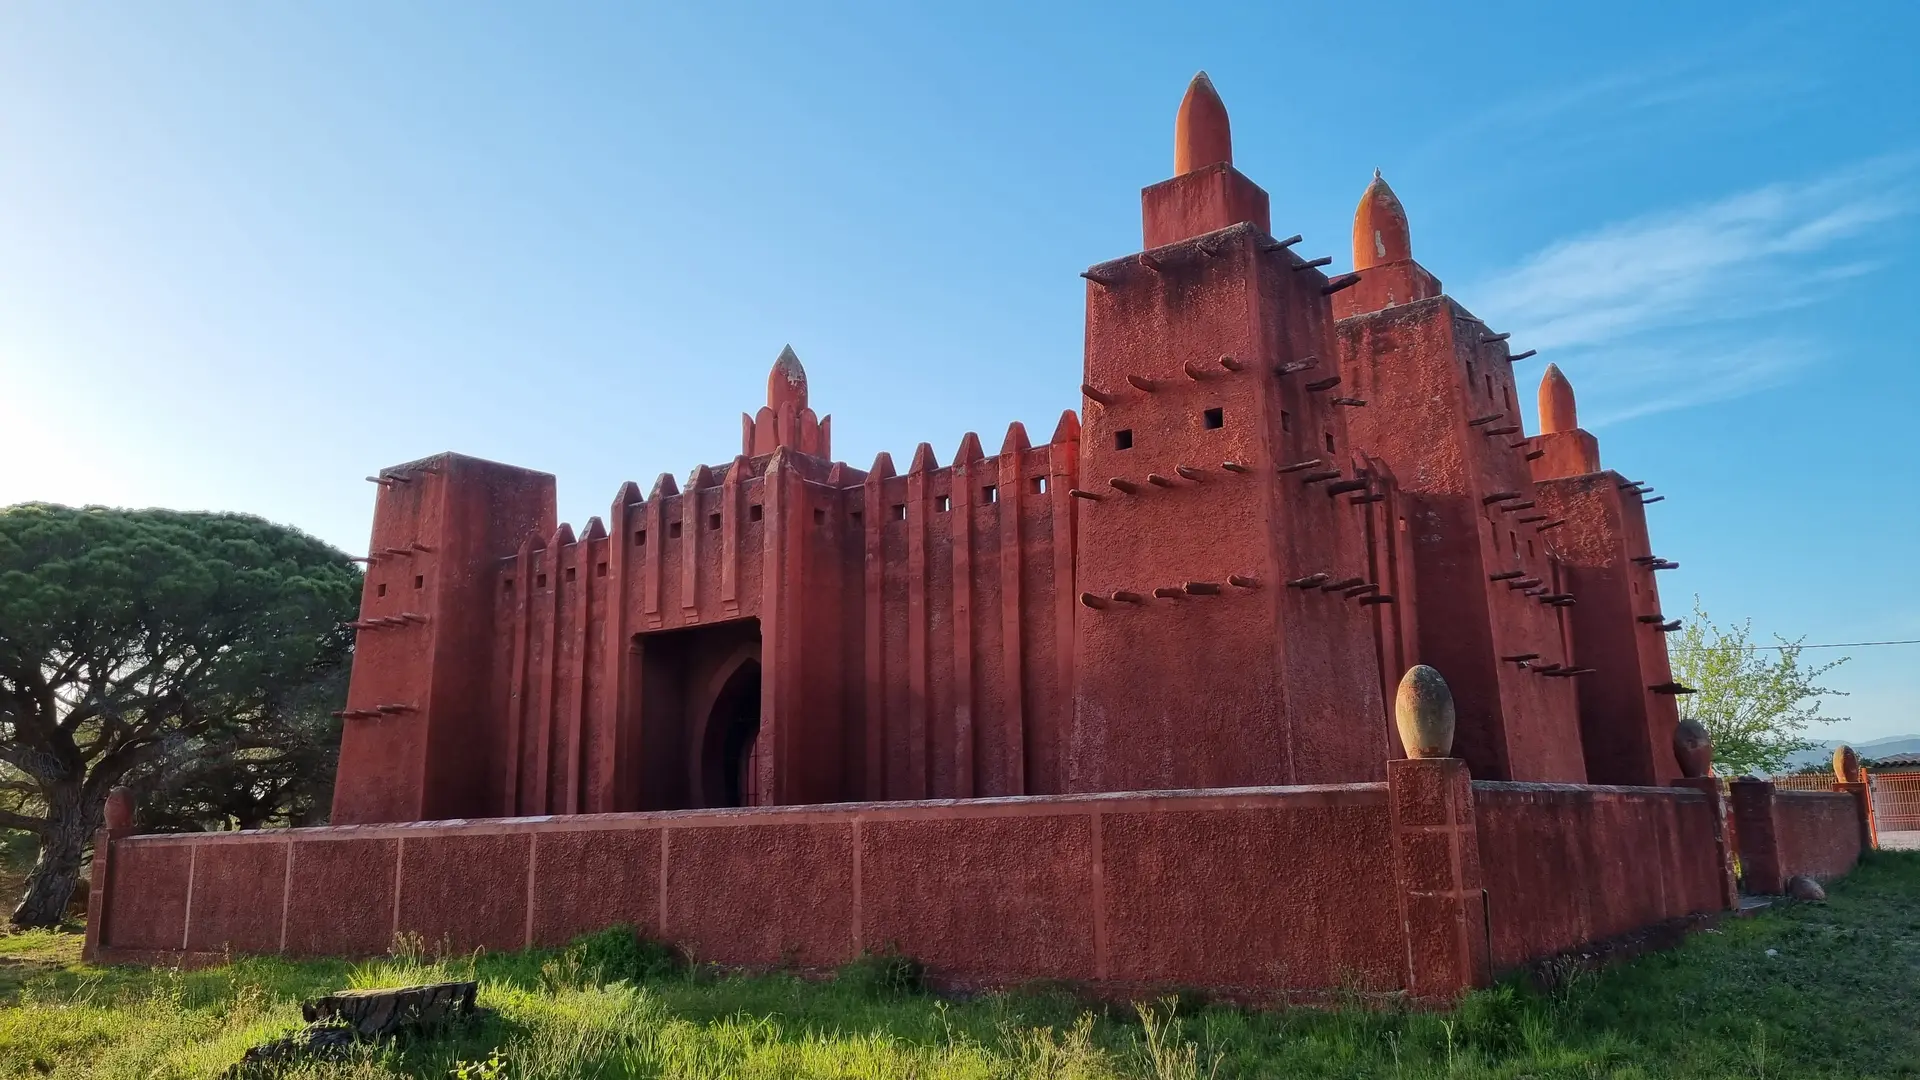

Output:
xmin=0 ymin=851 xmax=1914 ymax=1079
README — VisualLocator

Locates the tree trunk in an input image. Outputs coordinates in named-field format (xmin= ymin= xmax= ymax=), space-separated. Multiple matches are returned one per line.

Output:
xmin=9 ymin=781 xmax=95 ymax=930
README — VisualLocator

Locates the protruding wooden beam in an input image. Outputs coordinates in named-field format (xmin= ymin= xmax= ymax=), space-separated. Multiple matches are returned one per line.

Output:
xmin=1304 ymin=376 xmax=1341 ymax=392
xmin=1228 ymin=574 xmax=1259 ymax=589
xmin=1507 ymin=577 xmax=1543 ymax=589
xmin=1500 ymin=500 xmax=1536 ymax=512
xmin=1489 ymin=569 xmax=1528 ymax=581
xmin=1278 ymin=458 xmax=1324 ymax=473
xmin=1325 ymin=478 xmax=1370 ymax=495
xmin=1125 ymin=374 xmax=1163 ymax=393
xmin=1287 ymin=573 xmax=1330 ymax=589
xmin=1261 ymin=233 xmax=1305 ymax=252
xmin=1080 ymin=592 xmax=1108 ymax=609
xmin=1274 ymin=358 xmax=1317 ymax=376
xmin=1507 ymin=349 xmax=1538 ymax=362
xmin=1152 ymin=586 xmax=1183 ymax=599
xmin=1175 ymin=465 xmax=1204 ymax=482
xmin=1482 ymin=425 xmax=1522 ymax=437
xmin=1068 ymin=488 xmax=1103 ymax=501
xmin=1482 ymin=491 xmax=1522 ymax=505
xmin=1295 ymin=256 xmax=1334 ymax=270
xmin=1147 ymin=473 xmax=1174 ymax=488
xmin=1081 ymin=383 xmax=1115 ymax=406
xmin=1183 ymin=581 xmax=1222 ymax=596
xmin=1641 ymin=495 xmax=1667 ymax=505
xmin=1183 ymin=358 xmax=1211 ymax=381
xmin=1332 ymin=396 xmax=1368 ymax=407
xmin=1482 ymin=332 xmax=1511 ymax=343
xmin=1108 ymin=477 xmax=1139 ymax=494
xmin=1221 ymin=461 xmax=1251 ymax=474
xmin=1111 ymin=590 xmax=1145 ymax=604
xmin=1535 ymin=518 xmax=1568 ymax=531
xmin=1469 ymin=413 xmax=1504 ymax=427
xmin=1343 ymin=582 xmax=1379 ymax=597
xmin=1322 ymin=273 xmax=1362 ymax=294
xmin=1650 ymin=681 xmax=1697 ymax=695
xmin=1299 ymin=469 xmax=1342 ymax=484
xmin=1081 ymin=269 xmax=1116 ymax=288
xmin=1219 ymin=354 xmax=1244 ymax=371
xmin=1320 ymin=576 xmax=1365 ymax=592
xmin=1138 ymin=252 xmax=1164 ymax=272
xmin=1500 ymin=652 xmax=1540 ymax=663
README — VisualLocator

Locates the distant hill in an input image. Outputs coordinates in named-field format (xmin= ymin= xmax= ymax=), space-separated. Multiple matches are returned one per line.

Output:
xmin=1778 ymin=735 xmax=1920 ymax=774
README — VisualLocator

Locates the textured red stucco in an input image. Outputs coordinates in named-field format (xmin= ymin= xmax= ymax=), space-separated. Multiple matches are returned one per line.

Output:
xmin=1729 ymin=781 xmax=1863 ymax=893
xmin=1473 ymin=782 xmax=1723 ymax=969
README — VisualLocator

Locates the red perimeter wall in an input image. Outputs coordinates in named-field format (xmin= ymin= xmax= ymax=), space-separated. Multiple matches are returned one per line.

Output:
xmin=88 ymin=776 xmax=1743 ymax=1000
xmin=1728 ymin=780 xmax=1865 ymax=894
xmin=1473 ymin=782 xmax=1727 ymax=970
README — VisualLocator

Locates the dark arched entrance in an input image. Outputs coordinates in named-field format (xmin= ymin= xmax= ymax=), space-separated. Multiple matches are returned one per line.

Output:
xmin=700 ymin=659 xmax=762 ymax=808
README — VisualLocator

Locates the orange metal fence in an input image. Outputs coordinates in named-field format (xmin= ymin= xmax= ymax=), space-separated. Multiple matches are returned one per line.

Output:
xmin=1871 ymin=772 xmax=1920 ymax=833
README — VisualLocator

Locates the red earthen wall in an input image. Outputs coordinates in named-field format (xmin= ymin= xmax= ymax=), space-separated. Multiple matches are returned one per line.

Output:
xmin=95 ymin=788 xmax=1420 ymax=996
xmin=1334 ymin=299 xmax=1584 ymax=783
xmin=1472 ymin=782 xmax=1724 ymax=970
xmin=1730 ymin=781 xmax=1863 ymax=893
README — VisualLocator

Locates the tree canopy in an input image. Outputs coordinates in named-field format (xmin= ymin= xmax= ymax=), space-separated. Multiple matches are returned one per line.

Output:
xmin=0 ymin=503 xmax=359 ymax=926
xmin=1668 ymin=598 xmax=1848 ymax=777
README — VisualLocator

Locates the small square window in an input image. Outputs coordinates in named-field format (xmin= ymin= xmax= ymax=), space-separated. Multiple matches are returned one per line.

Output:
xmin=1114 ymin=429 xmax=1133 ymax=450
xmin=1032 ymin=476 xmax=1048 ymax=495
xmin=504 ymin=578 xmax=515 ymax=593
xmin=634 ymin=529 xmax=646 ymax=546
xmin=413 ymin=575 xmax=424 ymax=590
xmin=1203 ymin=407 xmax=1224 ymax=429
xmin=536 ymin=573 xmax=548 ymax=588
xmin=935 ymin=495 xmax=952 ymax=513
xmin=1281 ymin=410 xmax=1292 ymax=432
xmin=892 ymin=504 xmax=907 ymax=520
xmin=708 ymin=512 xmax=721 ymax=531
xmin=849 ymin=510 xmax=863 ymax=525
xmin=813 ymin=507 xmax=826 ymax=524
xmin=596 ymin=561 xmax=608 ymax=577
xmin=749 ymin=504 xmax=763 ymax=522
xmin=564 ymin=567 xmax=576 ymax=583
xmin=669 ymin=521 xmax=682 ymax=539
xmin=1324 ymin=432 xmax=1336 ymax=453
xmin=982 ymin=485 xmax=997 ymax=503
xmin=376 ymin=583 xmax=387 ymax=597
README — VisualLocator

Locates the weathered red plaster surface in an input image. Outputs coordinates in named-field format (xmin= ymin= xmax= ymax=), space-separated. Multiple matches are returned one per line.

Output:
xmin=1729 ymin=780 xmax=1863 ymax=893
xmin=1474 ymin=783 xmax=1722 ymax=969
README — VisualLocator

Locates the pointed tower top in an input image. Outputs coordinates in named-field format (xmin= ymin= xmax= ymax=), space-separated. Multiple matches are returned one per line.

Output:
xmin=1174 ymin=71 xmax=1233 ymax=176
xmin=1539 ymin=363 xmax=1578 ymax=434
xmin=768 ymin=344 xmax=808 ymax=412
xmin=1352 ymin=170 xmax=1413 ymax=271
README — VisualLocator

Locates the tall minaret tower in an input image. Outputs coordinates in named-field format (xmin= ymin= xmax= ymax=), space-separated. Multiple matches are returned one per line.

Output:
xmin=1529 ymin=365 xmax=1684 ymax=785
xmin=1069 ymin=74 xmax=1390 ymax=791
xmin=1333 ymin=172 xmax=1586 ymax=783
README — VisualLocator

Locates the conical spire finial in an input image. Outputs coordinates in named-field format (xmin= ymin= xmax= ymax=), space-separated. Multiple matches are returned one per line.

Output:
xmin=1353 ymin=170 xmax=1412 ymax=271
xmin=1174 ymin=72 xmax=1233 ymax=176
xmin=768 ymin=344 xmax=808 ymax=412
xmin=1539 ymin=363 xmax=1577 ymax=434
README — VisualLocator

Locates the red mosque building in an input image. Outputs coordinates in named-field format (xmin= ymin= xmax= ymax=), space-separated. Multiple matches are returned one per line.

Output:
xmin=327 ymin=73 xmax=1681 ymax=826
xmin=88 ymin=75 xmax=1869 ymax=1001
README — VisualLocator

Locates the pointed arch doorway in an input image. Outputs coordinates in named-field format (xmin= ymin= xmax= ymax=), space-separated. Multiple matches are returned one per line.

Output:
xmin=698 ymin=654 xmax=762 ymax=808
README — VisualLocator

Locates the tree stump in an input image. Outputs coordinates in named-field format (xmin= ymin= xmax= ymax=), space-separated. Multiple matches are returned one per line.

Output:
xmin=301 ymin=981 xmax=479 ymax=1038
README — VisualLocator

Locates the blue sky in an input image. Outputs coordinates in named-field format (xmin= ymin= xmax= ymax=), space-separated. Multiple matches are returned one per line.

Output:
xmin=3 ymin=3 xmax=1915 ymax=741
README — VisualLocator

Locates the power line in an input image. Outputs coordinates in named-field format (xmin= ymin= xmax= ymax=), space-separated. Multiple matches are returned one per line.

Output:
xmin=1669 ymin=638 xmax=1920 ymax=653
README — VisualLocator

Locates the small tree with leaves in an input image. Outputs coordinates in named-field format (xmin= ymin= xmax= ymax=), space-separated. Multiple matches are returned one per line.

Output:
xmin=1669 ymin=598 xmax=1848 ymax=777
xmin=0 ymin=504 xmax=358 ymax=928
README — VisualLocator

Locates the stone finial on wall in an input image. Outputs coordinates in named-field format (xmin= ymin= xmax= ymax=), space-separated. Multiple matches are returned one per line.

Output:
xmin=1395 ymin=665 xmax=1456 ymax=759
xmin=1673 ymin=718 xmax=1714 ymax=779
xmin=1173 ymin=71 xmax=1231 ymax=176
xmin=104 ymin=786 xmax=136 ymax=832
xmin=1833 ymin=744 xmax=1865 ymax=784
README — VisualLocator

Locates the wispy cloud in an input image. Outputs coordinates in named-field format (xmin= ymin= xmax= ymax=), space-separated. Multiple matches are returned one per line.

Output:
xmin=1467 ymin=156 xmax=1914 ymax=427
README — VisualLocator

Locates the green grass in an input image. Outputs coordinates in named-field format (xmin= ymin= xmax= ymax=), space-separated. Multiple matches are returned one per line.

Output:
xmin=0 ymin=851 xmax=1916 ymax=1078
